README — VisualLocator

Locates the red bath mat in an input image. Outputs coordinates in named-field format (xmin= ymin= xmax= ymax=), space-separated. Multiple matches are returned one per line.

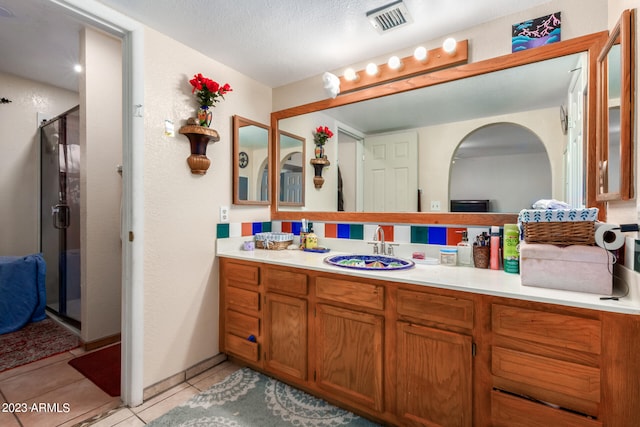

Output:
xmin=69 ymin=343 xmax=120 ymax=396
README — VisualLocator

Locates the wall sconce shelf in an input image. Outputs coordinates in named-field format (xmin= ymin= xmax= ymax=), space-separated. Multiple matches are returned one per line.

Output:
xmin=310 ymin=157 xmax=330 ymax=188
xmin=179 ymin=124 xmax=220 ymax=175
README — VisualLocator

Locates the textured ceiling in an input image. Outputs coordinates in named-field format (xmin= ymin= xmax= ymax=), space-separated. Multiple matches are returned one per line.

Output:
xmin=0 ymin=0 xmax=552 ymax=91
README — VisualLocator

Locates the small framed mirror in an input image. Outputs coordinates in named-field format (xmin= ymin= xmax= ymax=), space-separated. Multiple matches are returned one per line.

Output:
xmin=232 ymin=115 xmax=270 ymax=205
xmin=596 ymin=9 xmax=635 ymax=201
xmin=278 ymin=130 xmax=305 ymax=206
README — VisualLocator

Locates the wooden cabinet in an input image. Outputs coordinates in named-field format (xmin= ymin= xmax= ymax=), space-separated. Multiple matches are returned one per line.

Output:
xmin=220 ymin=260 xmax=261 ymax=364
xmin=397 ymin=323 xmax=473 ymax=427
xmin=490 ymin=303 xmax=603 ymax=426
xmin=261 ymin=265 xmax=309 ymax=381
xmin=315 ymin=303 xmax=385 ymax=412
xmin=396 ymin=289 xmax=474 ymax=426
xmin=219 ymin=257 xmax=640 ymax=426
xmin=314 ymin=274 xmax=385 ymax=413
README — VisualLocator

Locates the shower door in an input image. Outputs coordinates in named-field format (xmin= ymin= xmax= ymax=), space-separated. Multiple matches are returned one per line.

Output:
xmin=40 ymin=106 xmax=81 ymax=326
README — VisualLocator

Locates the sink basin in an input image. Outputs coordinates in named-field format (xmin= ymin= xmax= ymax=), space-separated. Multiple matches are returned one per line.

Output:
xmin=324 ymin=254 xmax=415 ymax=271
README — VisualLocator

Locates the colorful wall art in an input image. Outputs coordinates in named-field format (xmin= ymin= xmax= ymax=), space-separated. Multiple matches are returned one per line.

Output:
xmin=512 ymin=12 xmax=561 ymax=52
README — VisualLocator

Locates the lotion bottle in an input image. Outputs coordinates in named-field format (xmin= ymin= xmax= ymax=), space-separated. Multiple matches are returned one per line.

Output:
xmin=489 ymin=226 xmax=500 ymax=270
xmin=503 ymin=224 xmax=520 ymax=274
xmin=457 ymin=231 xmax=473 ymax=267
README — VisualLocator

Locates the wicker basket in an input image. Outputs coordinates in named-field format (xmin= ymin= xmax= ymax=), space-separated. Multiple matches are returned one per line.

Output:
xmin=254 ymin=232 xmax=294 ymax=250
xmin=522 ymin=221 xmax=595 ymax=246
xmin=255 ymin=239 xmax=292 ymax=250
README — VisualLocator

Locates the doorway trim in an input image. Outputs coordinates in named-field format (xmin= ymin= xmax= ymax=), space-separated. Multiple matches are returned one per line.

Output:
xmin=51 ymin=0 xmax=144 ymax=406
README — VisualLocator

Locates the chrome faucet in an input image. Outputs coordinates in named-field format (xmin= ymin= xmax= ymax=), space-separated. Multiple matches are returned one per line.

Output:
xmin=373 ymin=226 xmax=385 ymax=255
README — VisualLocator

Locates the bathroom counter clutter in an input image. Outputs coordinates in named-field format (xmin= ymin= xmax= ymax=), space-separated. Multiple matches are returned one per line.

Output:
xmin=216 ymin=239 xmax=640 ymax=315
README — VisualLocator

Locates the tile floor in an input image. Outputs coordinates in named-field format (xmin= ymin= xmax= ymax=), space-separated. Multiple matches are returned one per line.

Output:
xmin=0 ymin=344 xmax=240 ymax=427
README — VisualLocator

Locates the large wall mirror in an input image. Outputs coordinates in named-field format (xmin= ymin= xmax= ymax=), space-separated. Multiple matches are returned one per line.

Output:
xmin=596 ymin=9 xmax=635 ymax=202
xmin=233 ymin=115 xmax=270 ymax=205
xmin=272 ymin=32 xmax=607 ymax=225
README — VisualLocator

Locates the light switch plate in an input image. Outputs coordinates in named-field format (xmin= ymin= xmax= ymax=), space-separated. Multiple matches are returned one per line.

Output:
xmin=220 ymin=206 xmax=229 ymax=223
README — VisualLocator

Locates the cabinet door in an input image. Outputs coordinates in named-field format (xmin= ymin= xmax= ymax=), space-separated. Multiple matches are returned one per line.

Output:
xmin=397 ymin=322 xmax=473 ymax=427
xmin=315 ymin=304 xmax=384 ymax=412
xmin=264 ymin=293 xmax=308 ymax=380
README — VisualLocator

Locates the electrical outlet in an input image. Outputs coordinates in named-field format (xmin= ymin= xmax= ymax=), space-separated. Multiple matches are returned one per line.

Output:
xmin=220 ymin=206 xmax=229 ymax=223
xmin=430 ymin=200 xmax=441 ymax=211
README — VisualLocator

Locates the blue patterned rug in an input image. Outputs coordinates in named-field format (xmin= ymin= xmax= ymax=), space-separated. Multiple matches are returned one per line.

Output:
xmin=147 ymin=367 xmax=381 ymax=426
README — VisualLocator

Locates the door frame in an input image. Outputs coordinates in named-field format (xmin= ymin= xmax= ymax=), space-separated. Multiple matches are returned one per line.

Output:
xmin=52 ymin=0 xmax=144 ymax=407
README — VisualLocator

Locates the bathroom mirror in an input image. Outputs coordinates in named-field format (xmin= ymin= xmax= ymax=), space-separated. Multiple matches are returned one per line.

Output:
xmin=272 ymin=32 xmax=607 ymax=225
xmin=596 ymin=9 xmax=635 ymax=202
xmin=278 ymin=130 xmax=305 ymax=206
xmin=232 ymin=115 xmax=270 ymax=205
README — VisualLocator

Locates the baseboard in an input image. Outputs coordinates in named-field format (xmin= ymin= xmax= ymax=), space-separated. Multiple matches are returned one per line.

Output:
xmin=143 ymin=353 xmax=228 ymax=401
xmin=84 ymin=333 xmax=121 ymax=351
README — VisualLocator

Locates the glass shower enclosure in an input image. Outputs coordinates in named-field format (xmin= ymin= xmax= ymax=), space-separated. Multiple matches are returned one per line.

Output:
xmin=40 ymin=106 xmax=81 ymax=326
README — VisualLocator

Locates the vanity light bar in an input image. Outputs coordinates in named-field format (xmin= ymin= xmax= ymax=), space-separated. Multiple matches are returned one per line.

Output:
xmin=339 ymin=39 xmax=468 ymax=94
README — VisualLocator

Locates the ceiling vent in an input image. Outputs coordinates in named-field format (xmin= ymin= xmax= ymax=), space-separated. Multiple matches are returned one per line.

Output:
xmin=366 ymin=0 xmax=413 ymax=34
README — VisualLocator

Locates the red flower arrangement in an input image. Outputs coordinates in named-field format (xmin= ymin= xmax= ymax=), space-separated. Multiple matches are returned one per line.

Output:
xmin=189 ymin=73 xmax=232 ymax=108
xmin=313 ymin=126 xmax=334 ymax=145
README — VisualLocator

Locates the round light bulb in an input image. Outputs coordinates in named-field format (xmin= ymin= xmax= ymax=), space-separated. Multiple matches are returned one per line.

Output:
xmin=413 ymin=46 xmax=427 ymax=62
xmin=365 ymin=62 xmax=379 ymax=76
xmin=387 ymin=56 xmax=402 ymax=70
xmin=442 ymin=37 xmax=457 ymax=54
xmin=344 ymin=67 xmax=357 ymax=82
xmin=73 ymin=64 xmax=83 ymax=73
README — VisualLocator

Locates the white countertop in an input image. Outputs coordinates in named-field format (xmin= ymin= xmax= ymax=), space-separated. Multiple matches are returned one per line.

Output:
xmin=217 ymin=238 xmax=640 ymax=315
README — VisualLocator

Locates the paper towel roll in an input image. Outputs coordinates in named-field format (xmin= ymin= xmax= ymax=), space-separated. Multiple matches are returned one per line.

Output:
xmin=594 ymin=223 xmax=625 ymax=250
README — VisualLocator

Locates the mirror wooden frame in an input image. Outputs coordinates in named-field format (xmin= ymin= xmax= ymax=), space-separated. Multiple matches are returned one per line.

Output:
xmin=232 ymin=115 xmax=271 ymax=205
xmin=271 ymin=32 xmax=607 ymax=226
xmin=277 ymin=129 xmax=306 ymax=207
xmin=596 ymin=9 xmax=635 ymax=204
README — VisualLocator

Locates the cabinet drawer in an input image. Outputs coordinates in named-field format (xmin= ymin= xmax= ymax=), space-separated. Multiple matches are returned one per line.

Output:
xmin=491 ymin=390 xmax=602 ymax=427
xmin=397 ymin=289 xmax=473 ymax=329
xmin=226 ymin=309 xmax=259 ymax=339
xmin=226 ymin=286 xmax=260 ymax=314
xmin=225 ymin=333 xmax=259 ymax=362
xmin=492 ymin=346 xmax=600 ymax=404
xmin=492 ymin=304 xmax=601 ymax=354
xmin=316 ymin=276 xmax=384 ymax=310
xmin=264 ymin=268 xmax=308 ymax=295
xmin=224 ymin=261 xmax=259 ymax=286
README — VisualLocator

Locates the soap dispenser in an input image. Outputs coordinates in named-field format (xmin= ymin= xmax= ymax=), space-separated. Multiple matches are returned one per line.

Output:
xmin=457 ymin=231 xmax=473 ymax=267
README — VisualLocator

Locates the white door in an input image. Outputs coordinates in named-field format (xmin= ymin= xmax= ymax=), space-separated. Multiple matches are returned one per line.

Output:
xmin=363 ymin=131 xmax=418 ymax=212
xmin=565 ymin=56 xmax=586 ymax=208
xmin=281 ymin=172 xmax=302 ymax=203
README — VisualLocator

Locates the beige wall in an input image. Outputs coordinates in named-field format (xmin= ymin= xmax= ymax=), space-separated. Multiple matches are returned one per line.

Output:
xmin=79 ymin=28 xmax=123 ymax=343
xmin=421 ymin=107 xmax=566 ymax=208
xmin=142 ymin=27 xmax=272 ymax=387
xmin=0 ymin=72 xmax=78 ymax=256
xmin=273 ymin=0 xmax=607 ymax=110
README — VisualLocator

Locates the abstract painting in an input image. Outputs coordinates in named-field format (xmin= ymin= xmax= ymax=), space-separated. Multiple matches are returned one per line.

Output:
xmin=512 ymin=12 xmax=561 ymax=52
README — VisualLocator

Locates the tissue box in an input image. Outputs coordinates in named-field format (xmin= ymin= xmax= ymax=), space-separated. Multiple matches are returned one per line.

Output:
xmin=520 ymin=241 xmax=613 ymax=295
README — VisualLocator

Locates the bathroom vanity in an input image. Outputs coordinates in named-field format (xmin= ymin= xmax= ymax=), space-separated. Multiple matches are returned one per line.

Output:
xmin=218 ymin=244 xmax=640 ymax=427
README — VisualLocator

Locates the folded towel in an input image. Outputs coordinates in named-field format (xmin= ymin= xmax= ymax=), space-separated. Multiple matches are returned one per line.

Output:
xmin=518 ymin=208 xmax=599 ymax=224
xmin=531 ymin=199 xmax=571 ymax=209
